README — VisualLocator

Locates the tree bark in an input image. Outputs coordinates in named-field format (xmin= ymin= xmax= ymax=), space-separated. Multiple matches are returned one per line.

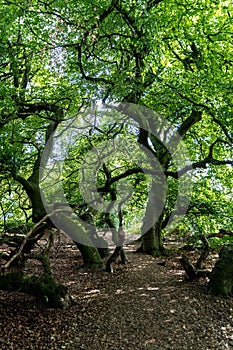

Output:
xmin=54 ymin=212 xmax=103 ymax=268
xmin=180 ymin=254 xmax=211 ymax=281
xmin=106 ymin=246 xmax=123 ymax=273
xmin=140 ymin=176 xmax=167 ymax=256
xmin=195 ymin=235 xmax=210 ymax=270
xmin=14 ymin=175 xmax=47 ymax=223
xmin=141 ymin=212 xmax=167 ymax=256
xmin=80 ymin=211 xmax=109 ymax=258
xmin=208 ymin=245 xmax=233 ymax=296
xmin=106 ymin=228 xmax=128 ymax=273
xmin=180 ymin=255 xmax=197 ymax=281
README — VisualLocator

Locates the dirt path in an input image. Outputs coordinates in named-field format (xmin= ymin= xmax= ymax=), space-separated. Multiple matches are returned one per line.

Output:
xmin=1 ymin=238 xmax=233 ymax=349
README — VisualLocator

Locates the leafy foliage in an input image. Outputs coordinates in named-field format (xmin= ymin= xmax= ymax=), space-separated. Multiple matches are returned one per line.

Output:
xmin=0 ymin=0 xmax=232 ymax=246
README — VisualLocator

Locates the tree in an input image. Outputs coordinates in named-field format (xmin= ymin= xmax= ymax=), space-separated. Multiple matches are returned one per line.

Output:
xmin=36 ymin=0 xmax=232 ymax=255
xmin=0 ymin=0 xmax=232 ymax=263
xmin=0 ymin=0 xmax=103 ymax=268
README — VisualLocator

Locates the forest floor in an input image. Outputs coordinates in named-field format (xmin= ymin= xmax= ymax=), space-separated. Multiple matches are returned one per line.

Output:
xmin=1 ymin=234 xmax=233 ymax=350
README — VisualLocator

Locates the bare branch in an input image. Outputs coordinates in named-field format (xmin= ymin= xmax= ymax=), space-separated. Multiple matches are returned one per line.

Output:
xmin=211 ymin=115 xmax=233 ymax=143
xmin=178 ymin=157 xmax=232 ymax=177
xmin=97 ymin=167 xmax=144 ymax=193
xmin=207 ymin=138 xmax=230 ymax=158
xmin=177 ymin=110 xmax=202 ymax=138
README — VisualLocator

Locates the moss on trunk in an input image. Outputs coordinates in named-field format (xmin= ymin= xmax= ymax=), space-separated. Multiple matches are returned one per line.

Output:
xmin=56 ymin=213 xmax=103 ymax=268
xmin=75 ymin=243 xmax=104 ymax=268
xmin=208 ymin=245 xmax=233 ymax=296
xmin=140 ymin=181 xmax=167 ymax=256
xmin=141 ymin=219 xmax=167 ymax=256
xmin=0 ymin=272 xmax=71 ymax=308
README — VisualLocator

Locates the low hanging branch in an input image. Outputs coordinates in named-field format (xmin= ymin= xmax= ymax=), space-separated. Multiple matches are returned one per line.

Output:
xmin=24 ymin=253 xmax=52 ymax=275
xmin=207 ymin=228 xmax=233 ymax=239
xmin=0 ymin=209 xmax=73 ymax=308
xmin=166 ymin=137 xmax=233 ymax=179
xmin=2 ymin=208 xmax=69 ymax=270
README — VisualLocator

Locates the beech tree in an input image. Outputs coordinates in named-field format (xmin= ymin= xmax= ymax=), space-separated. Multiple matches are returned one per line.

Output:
xmin=0 ymin=1 xmax=103 ymax=267
xmin=0 ymin=0 xmax=232 ymax=262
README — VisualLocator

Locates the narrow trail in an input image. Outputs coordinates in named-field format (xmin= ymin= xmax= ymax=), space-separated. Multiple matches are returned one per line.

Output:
xmin=1 ymin=237 xmax=233 ymax=349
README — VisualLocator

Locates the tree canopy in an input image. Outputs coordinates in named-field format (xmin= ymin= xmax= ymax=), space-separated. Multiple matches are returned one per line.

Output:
xmin=0 ymin=0 xmax=232 ymax=270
